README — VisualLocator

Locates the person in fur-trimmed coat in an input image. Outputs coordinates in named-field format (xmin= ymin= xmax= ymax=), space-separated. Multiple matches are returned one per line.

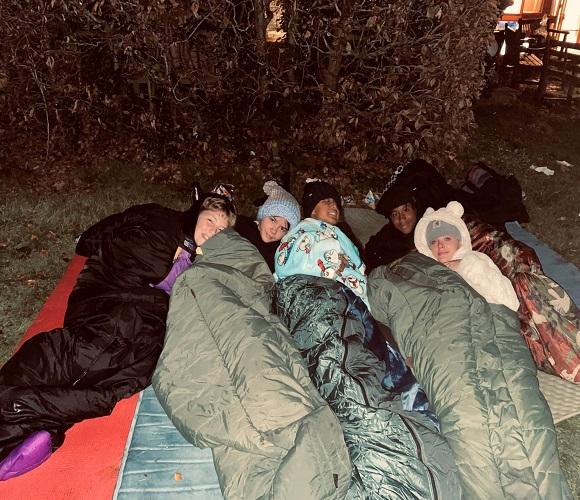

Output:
xmin=414 ymin=201 xmax=519 ymax=312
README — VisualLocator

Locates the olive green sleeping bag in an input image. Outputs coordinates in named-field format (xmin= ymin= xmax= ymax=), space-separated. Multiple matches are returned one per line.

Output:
xmin=369 ymin=253 xmax=571 ymax=499
xmin=153 ymin=230 xmax=353 ymax=499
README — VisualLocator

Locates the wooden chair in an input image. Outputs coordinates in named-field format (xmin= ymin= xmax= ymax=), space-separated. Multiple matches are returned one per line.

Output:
xmin=501 ymin=15 xmax=552 ymax=86
xmin=537 ymin=32 xmax=580 ymax=103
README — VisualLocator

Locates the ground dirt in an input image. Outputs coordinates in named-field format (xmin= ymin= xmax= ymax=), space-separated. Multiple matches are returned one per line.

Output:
xmin=459 ymin=91 xmax=579 ymax=266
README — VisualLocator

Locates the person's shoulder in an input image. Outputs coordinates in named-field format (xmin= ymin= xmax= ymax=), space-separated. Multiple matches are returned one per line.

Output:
xmin=459 ymin=251 xmax=499 ymax=276
xmin=465 ymin=250 xmax=495 ymax=266
xmin=123 ymin=203 xmax=180 ymax=218
xmin=365 ymin=222 xmax=393 ymax=246
xmin=235 ymin=215 xmax=258 ymax=234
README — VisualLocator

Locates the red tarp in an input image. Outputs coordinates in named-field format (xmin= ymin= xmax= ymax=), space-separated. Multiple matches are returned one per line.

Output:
xmin=0 ymin=255 xmax=139 ymax=500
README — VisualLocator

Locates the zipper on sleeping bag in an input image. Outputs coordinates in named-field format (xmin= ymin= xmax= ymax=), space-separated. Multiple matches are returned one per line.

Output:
xmin=72 ymin=337 xmax=120 ymax=387
xmin=340 ymin=305 xmax=370 ymax=407
xmin=400 ymin=416 xmax=439 ymax=500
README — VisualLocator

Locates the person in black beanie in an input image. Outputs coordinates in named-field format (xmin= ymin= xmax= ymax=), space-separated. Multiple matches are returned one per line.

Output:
xmin=365 ymin=185 xmax=421 ymax=272
xmin=301 ymin=180 xmax=364 ymax=257
xmin=301 ymin=181 xmax=342 ymax=224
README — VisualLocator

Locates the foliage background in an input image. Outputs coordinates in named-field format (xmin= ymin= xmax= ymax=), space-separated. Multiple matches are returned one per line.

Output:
xmin=1 ymin=0 xmax=499 ymax=177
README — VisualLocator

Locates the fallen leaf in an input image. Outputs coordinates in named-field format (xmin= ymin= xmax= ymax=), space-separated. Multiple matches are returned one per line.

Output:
xmin=174 ymin=472 xmax=183 ymax=481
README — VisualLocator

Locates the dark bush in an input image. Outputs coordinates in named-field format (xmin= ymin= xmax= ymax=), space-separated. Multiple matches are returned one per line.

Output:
xmin=0 ymin=0 xmax=500 ymax=176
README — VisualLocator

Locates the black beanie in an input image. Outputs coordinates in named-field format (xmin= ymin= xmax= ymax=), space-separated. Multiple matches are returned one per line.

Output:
xmin=376 ymin=185 xmax=416 ymax=218
xmin=301 ymin=181 xmax=342 ymax=218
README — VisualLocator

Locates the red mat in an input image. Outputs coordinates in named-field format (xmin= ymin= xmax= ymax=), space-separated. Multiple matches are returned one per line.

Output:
xmin=0 ymin=255 xmax=139 ymax=499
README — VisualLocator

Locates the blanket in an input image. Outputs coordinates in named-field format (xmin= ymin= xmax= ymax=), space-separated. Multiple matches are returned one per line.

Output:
xmin=468 ymin=218 xmax=580 ymax=383
xmin=369 ymin=253 xmax=571 ymax=499
xmin=275 ymin=218 xmax=369 ymax=307
xmin=153 ymin=229 xmax=352 ymax=499
xmin=275 ymin=274 xmax=461 ymax=499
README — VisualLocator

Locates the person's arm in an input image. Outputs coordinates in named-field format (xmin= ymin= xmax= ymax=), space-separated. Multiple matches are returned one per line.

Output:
xmin=458 ymin=252 xmax=519 ymax=311
xmin=80 ymin=204 xmax=184 ymax=287
xmin=153 ymin=248 xmax=193 ymax=294
xmin=76 ymin=203 xmax=165 ymax=258
xmin=365 ymin=225 xmax=415 ymax=271
xmin=75 ymin=211 xmax=128 ymax=257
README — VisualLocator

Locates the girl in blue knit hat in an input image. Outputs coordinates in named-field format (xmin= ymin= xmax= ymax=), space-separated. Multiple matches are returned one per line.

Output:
xmin=235 ymin=181 xmax=301 ymax=272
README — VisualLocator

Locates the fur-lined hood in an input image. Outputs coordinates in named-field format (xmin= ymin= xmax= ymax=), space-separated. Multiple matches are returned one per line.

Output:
xmin=414 ymin=201 xmax=471 ymax=260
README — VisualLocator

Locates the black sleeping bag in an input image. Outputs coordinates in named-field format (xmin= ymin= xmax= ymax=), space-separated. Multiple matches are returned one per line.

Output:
xmin=0 ymin=203 xmax=189 ymax=459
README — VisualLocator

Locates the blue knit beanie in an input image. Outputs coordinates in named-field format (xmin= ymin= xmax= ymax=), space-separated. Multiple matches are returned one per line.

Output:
xmin=257 ymin=181 xmax=300 ymax=229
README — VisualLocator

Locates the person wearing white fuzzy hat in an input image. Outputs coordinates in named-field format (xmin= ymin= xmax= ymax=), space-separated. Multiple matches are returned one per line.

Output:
xmin=235 ymin=180 xmax=300 ymax=272
xmin=414 ymin=201 xmax=519 ymax=312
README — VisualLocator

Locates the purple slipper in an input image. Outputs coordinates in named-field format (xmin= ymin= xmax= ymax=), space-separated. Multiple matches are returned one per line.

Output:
xmin=0 ymin=431 xmax=52 ymax=481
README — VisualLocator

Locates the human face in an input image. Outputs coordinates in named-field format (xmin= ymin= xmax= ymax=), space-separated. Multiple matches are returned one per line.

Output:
xmin=311 ymin=198 xmax=340 ymax=225
xmin=194 ymin=209 xmax=229 ymax=246
xmin=429 ymin=236 xmax=461 ymax=264
xmin=258 ymin=216 xmax=290 ymax=243
xmin=390 ymin=203 xmax=417 ymax=235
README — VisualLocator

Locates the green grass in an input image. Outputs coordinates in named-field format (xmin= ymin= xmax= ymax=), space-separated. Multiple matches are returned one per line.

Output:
xmin=458 ymin=99 xmax=580 ymax=267
xmin=0 ymin=163 xmax=184 ymax=361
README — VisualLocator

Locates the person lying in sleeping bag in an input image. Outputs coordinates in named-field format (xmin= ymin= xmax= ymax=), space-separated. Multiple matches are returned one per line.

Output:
xmin=275 ymin=180 xmax=432 ymax=417
xmin=274 ymin=181 xmax=457 ymax=498
xmin=235 ymin=180 xmax=300 ymax=272
xmin=414 ymin=201 xmax=520 ymax=312
xmin=368 ymin=162 xmax=580 ymax=383
xmin=0 ymin=193 xmax=236 ymax=481
xmin=276 ymin=180 xmax=368 ymax=304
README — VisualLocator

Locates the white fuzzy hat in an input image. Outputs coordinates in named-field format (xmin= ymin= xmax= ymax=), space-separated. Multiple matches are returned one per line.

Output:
xmin=257 ymin=181 xmax=301 ymax=229
xmin=414 ymin=201 xmax=471 ymax=260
